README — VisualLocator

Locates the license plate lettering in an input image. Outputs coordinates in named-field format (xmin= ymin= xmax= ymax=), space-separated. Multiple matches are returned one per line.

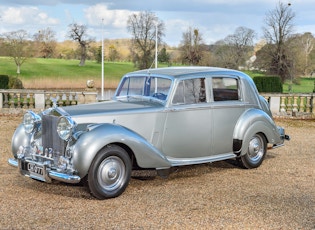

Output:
xmin=27 ymin=163 xmax=44 ymax=175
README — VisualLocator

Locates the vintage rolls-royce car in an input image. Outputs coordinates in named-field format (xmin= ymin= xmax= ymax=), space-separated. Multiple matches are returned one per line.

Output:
xmin=8 ymin=67 xmax=290 ymax=199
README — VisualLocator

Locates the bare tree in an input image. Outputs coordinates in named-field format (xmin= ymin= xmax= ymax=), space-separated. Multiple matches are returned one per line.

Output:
xmin=281 ymin=33 xmax=315 ymax=77
xmin=127 ymin=11 xmax=165 ymax=69
xmin=226 ymin=27 xmax=255 ymax=68
xmin=262 ymin=1 xmax=296 ymax=82
xmin=298 ymin=32 xmax=314 ymax=76
xmin=180 ymin=27 xmax=203 ymax=65
xmin=33 ymin=27 xmax=57 ymax=58
xmin=68 ymin=23 xmax=94 ymax=66
xmin=2 ymin=30 xmax=32 ymax=74
xmin=213 ymin=27 xmax=255 ymax=69
xmin=212 ymin=40 xmax=236 ymax=69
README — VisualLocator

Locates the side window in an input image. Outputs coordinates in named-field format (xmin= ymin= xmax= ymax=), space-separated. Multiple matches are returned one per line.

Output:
xmin=118 ymin=77 xmax=145 ymax=96
xmin=212 ymin=77 xmax=239 ymax=101
xmin=148 ymin=77 xmax=171 ymax=100
xmin=172 ymin=78 xmax=206 ymax=104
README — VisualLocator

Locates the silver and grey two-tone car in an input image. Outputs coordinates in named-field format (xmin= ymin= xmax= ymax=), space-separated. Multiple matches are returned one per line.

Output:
xmin=8 ymin=67 xmax=290 ymax=199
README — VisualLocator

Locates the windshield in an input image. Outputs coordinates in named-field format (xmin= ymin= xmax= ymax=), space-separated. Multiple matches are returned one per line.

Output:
xmin=115 ymin=76 xmax=172 ymax=101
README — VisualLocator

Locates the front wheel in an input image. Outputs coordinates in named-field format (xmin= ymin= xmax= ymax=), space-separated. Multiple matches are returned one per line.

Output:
xmin=239 ymin=133 xmax=267 ymax=169
xmin=88 ymin=145 xmax=131 ymax=199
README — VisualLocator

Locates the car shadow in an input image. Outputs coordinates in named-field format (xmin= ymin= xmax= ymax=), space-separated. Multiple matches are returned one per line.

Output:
xmin=153 ymin=151 xmax=279 ymax=181
xmin=18 ymin=177 xmax=94 ymax=199
xmin=13 ymin=152 xmax=279 ymax=200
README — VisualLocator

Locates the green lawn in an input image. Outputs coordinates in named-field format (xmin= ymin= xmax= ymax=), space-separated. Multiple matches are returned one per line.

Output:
xmin=0 ymin=57 xmax=314 ymax=92
xmin=0 ymin=57 xmax=136 ymax=89
xmin=245 ymin=70 xmax=315 ymax=94
xmin=0 ymin=57 xmax=135 ymax=80
xmin=283 ymin=78 xmax=315 ymax=93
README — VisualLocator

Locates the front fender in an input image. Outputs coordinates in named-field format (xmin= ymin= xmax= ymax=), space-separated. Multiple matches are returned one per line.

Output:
xmin=71 ymin=123 xmax=171 ymax=178
xmin=233 ymin=108 xmax=282 ymax=156
xmin=11 ymin=124 xmax=31 ymax=158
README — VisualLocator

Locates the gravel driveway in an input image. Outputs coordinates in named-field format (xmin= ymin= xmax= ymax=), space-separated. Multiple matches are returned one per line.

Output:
xmin=1 ymin=115 xmax=314 ymax=229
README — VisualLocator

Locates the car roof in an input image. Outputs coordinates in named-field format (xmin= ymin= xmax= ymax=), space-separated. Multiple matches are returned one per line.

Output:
xmin=126 ymin=66 xmax=247 ymax=79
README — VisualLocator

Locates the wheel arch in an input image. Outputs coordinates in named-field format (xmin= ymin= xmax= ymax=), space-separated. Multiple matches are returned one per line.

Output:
xmin=109 ymin=142 xmax=139 ymax=169
xmin=72 ymin=123 xmax=171 ymax=178
xmin=233 ymin=108 xmax=280 ymax=156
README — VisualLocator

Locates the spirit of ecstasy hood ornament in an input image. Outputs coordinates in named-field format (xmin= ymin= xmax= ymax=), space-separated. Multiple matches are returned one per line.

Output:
xmin=51 ymin=97 xmax=58 ymax=109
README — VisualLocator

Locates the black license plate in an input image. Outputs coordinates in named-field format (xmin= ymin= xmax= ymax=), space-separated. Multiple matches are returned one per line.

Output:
xmin=27 ymin=162 xmax=44 ymax=176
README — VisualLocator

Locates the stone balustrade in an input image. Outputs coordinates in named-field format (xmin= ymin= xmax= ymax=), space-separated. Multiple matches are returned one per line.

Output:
xmin=262 ymin=93 xmax=314 ymax=117
xmin=0 ymin=90 xmax=314 ymax=117
xmin=0 ymin=89 xmax=99 ymax=110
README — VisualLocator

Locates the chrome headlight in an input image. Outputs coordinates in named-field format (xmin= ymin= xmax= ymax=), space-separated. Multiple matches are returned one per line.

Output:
xmin=23 ymin=111 xmax=41 ymax=134
xmin=57 ymin=116 xmax=76 ymax=141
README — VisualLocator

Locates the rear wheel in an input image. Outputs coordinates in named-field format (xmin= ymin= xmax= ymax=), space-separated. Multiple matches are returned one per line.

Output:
xmin=88 ymin=145 xmax=131 ymax=199
xmin=239 ymin=133 xmax=267 ymax=169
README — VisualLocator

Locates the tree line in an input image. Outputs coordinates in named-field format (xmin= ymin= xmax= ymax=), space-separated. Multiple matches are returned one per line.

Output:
xmin=0 ymin=2 xmax=314 ymax=83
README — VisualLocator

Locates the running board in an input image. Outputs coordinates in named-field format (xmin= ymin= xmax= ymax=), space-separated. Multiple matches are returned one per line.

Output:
xmin=166 ymin=153 xmax=237 ymax=167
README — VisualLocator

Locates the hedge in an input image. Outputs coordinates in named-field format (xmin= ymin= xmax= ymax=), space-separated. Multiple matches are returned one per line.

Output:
xmin=0 ymin=75 xmax=9 ymax=89
xmin=253 ymin=76 xmax=283 ymax=93
xmin=0 ymin=75 xmax=23 ymax=89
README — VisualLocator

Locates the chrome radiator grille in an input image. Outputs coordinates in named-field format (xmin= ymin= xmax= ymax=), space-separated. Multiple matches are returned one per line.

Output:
xmin=42 ymin=115 xmax=66 ymax=155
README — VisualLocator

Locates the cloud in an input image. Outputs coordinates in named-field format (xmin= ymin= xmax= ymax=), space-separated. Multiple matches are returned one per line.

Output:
xmin=0 ymin=0 xmax=313 ymax=46
xmin=0 ymin=6 xmax=59 ymax=26
xmin=84 ymin=4 xmax=135 ymax=28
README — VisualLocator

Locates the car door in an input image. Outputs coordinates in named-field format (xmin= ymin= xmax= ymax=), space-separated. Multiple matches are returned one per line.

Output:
xmin=162 ymin=77 xmax=212 ymax=158
xmin=210 ymin=76 xmax=246 ymax=155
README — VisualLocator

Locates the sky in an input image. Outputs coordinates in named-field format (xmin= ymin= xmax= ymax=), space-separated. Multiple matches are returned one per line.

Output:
xmin=0 ymin=0 xmax=314 ymax=46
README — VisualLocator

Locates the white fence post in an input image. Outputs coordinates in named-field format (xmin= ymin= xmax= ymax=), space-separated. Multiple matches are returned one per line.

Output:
xmin=269 ymin=96 xmax=281 ymax=115
xmin=35 ymin=93 xmax=45 ymax=109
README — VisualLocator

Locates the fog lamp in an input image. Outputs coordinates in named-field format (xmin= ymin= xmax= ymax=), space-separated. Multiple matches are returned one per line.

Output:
xmin=57 ymin=156 xmax=69 ymax=171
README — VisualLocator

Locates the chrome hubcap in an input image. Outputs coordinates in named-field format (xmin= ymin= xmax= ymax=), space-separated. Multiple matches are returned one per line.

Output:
xmin=248 ymin=135 xmax=264 ymax=164
xmin=108 ymin=168 xmax=117 ymax=179
xmin=97 ymin=156 xmax=126 ymax=192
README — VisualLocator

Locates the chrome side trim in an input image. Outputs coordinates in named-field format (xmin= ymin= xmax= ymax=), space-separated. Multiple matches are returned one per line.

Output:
xmin=166 ymin=153 xmax=236 ymax=166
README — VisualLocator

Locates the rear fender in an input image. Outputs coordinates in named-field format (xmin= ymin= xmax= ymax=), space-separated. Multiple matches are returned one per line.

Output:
xmin=233 ymin=109 xmax=281 ymax=156
xmin=71 ymin=123 xmax=171 ymax=178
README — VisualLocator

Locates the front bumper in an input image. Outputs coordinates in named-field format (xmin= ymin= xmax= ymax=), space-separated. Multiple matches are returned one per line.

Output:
xmin=8 ymin=158 xmax=81 ymax=184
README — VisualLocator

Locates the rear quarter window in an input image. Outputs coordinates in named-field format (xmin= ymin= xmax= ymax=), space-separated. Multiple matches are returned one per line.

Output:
xmin=212 ymin=77 xmax=240 ymax=101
